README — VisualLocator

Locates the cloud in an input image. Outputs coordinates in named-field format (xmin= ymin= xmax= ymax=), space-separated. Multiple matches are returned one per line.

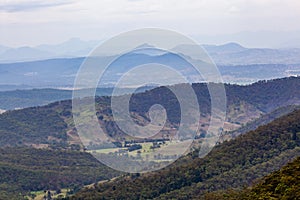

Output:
xmin=1 ymin=0 xmax=300 ymax=47
xmin=0 ymin=0 xmax=73 ymax=13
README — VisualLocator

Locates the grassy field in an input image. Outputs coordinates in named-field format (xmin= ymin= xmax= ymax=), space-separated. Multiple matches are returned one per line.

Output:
xmin=88 ymin=140 xmax=192 ymax=162
xmin=26 ymin=188 xmax=69 ymax=200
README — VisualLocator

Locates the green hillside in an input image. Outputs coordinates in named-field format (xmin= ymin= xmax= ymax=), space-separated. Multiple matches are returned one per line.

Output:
xmin=0 ymin=105 xmax=69 ymax=148
xmin=0 ymin=77 xmax=299 ymax=199
xmin=69 ymin=108 xmax=300 ymax=199
xmin=0 ymin=148 xmax=121 ymax=199
xmin=243 ymin=156 xmax=300 ymax=199
xmin=0 ymin=77 xmax=300 ymax=150
xmin=203 ymin=156 xmax=300 ymax=200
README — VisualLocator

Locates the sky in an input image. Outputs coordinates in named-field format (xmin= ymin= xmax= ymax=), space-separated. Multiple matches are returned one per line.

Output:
xmin=1 ymin=0 xmax=300 ymax=48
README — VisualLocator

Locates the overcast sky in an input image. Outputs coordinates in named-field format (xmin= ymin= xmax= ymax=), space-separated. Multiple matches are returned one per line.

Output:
xmin=1 ymin=0 xmax=300 ymax=48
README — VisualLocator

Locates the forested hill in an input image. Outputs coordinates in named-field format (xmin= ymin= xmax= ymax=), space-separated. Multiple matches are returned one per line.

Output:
xmin=0 ymin=77 xmax=299 ymax=199
xmin=241 ymin=156 xmax=300 ymax=199
xmin=0 ymin=148 xmax=122 ymax=199
xmin=204 ymin=156 xmax=300 ymax=199
xmin=68 ymin=105 xmax=300 ymax=199
xmin=0 ymin=76 xmax=300 ymax=149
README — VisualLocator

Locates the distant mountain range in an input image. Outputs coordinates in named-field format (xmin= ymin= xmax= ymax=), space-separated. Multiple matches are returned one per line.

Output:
xmin=0 ymin=51 xmax=299 ymax=90
xmin=0 ymin=38 xmax=99 ymax=63
xmin=0 ymin=39 xmax=299 ymax=91
xmin=2 ymin=39 xmax=300 ymax=65
xmin=205 ymin=42 xmax=300 ymax=65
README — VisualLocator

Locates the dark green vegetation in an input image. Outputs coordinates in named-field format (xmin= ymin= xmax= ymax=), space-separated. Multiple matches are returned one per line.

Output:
xmin=243 ymin=156 xmax=300 ymax=199
xmin=0 ymin=105 xmax=69 ymax=148
xmin=203 ymin=156 xmax=300 ymax=200
xmin=69 ymin=108 xmax=300 ymax=199
xmin=223 ymin=77 xmax=300 ymax=113
xmin=0 ymin=147 xmax=121 ymax=199
xmin=124 ymin=76 xmax=300 ymax=125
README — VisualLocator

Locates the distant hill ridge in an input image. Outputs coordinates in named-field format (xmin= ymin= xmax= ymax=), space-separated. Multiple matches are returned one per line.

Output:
xmin=1 ymin=46 xmax=300 ymax=89
xmin=0 ymin=76 xmax=300 ymax=149
xmin=1 ymin=40 xmax=300 ymax=65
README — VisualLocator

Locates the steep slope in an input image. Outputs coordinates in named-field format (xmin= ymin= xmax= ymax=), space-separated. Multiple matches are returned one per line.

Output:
xmin=243 ymin=156 xmax=300 ymax=199
xmin=203 ymin=157 xmax=300 ymax=200
xmin=69 ymin=108 xmax=300 ymax=199
xmin=228 ymin=105 xmax=300 ymax=137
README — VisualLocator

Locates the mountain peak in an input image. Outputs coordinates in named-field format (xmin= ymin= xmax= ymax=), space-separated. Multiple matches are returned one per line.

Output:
xmin=203 ymin=42 xmax=246 ymax=54
xmin=220 ymin=42 xmax=245 ymax=49
xmin=134 ymin=43 xmax=155 ymax=49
